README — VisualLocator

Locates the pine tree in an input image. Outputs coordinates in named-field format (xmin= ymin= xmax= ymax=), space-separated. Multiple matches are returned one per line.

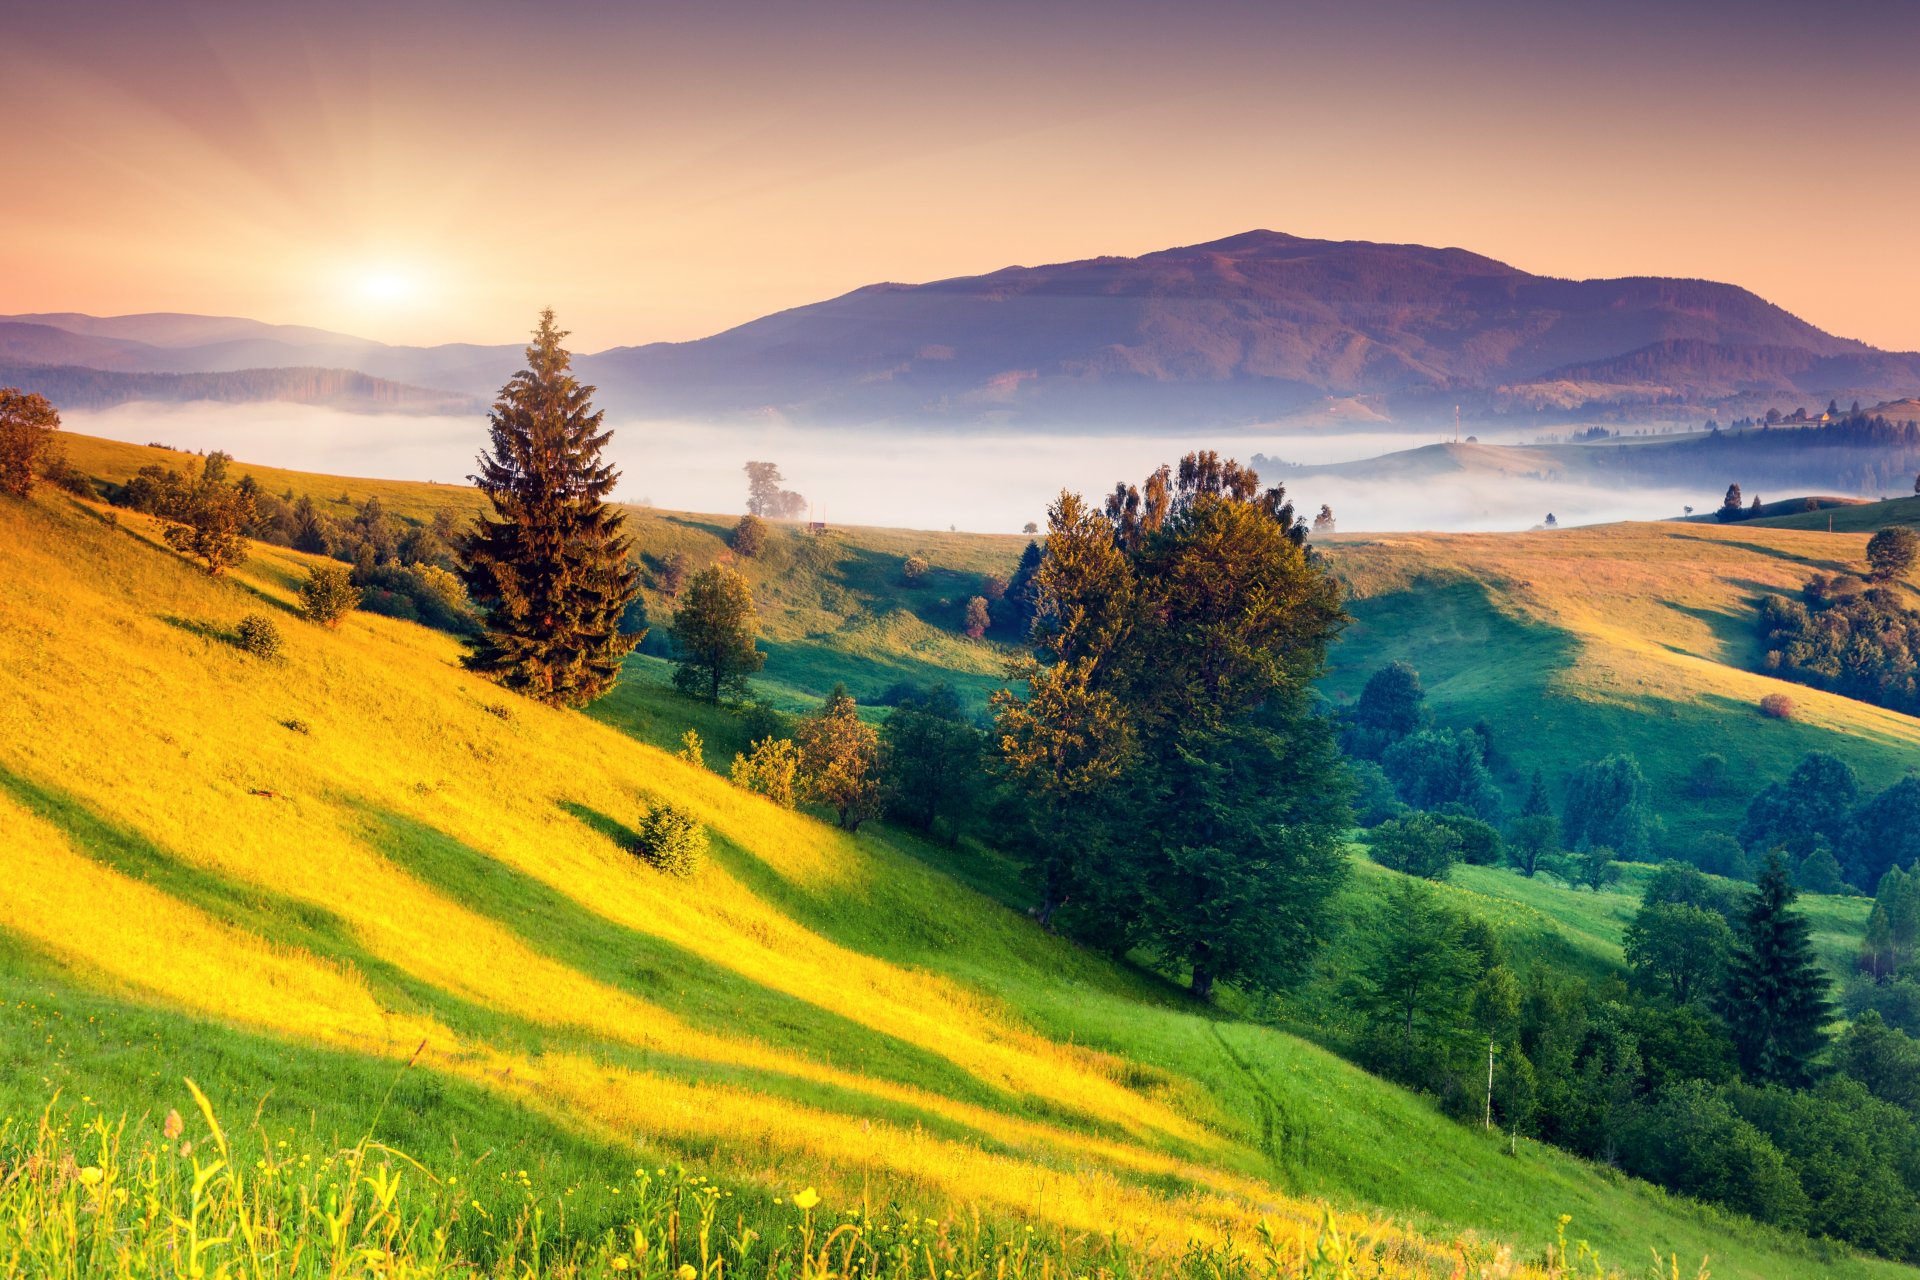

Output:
xmin=459 ymin=311 xmax=639 ymax=706
xmin=1720 ymin=851 xmax=1833 ymax=1087
xmin=670 ymin=564 xmax=764 ymax=703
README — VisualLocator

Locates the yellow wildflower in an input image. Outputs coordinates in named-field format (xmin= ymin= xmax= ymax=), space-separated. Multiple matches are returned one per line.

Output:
xmin=792 ymin=1187 xmax=820 ymax=1211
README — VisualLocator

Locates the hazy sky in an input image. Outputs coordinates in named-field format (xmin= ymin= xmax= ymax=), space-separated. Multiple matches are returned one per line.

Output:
xmin=8 ymin=0 xmax=1918 ymax=352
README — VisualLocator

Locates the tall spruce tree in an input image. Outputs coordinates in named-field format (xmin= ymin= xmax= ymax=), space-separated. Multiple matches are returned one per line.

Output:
xmin=460 ymin=311 xmax=640 ymax=706
xmin=1721 ymin=851 xmax=1833 ymax=1087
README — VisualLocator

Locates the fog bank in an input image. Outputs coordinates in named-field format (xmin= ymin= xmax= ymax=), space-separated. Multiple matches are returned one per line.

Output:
xmin=65 ymin=402 xmax=1738 ymax=534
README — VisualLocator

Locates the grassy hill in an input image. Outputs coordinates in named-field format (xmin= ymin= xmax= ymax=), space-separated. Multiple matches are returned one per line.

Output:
xmin=4 ymin=441 xmax=1916 ymax=1276
xmin=60 ymin=434 xmax=1027 ymax=716
xmin=1723 ymin=493 xmax=1920 ymax=533
xmin=1318 ymin=519 xmax=1920 ymax=852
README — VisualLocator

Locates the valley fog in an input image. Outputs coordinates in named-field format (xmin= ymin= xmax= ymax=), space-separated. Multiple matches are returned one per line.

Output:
xmin=69 ymin=401 xmax=1718 ymax=534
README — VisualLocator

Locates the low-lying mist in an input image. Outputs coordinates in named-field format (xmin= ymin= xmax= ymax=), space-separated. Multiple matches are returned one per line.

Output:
xmin=65 ymin=402 xmax=1767 ymax=535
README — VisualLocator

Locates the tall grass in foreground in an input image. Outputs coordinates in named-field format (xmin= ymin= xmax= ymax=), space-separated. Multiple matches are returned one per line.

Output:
xmin=0 ymin=1084 xmax=1703 ymax=1280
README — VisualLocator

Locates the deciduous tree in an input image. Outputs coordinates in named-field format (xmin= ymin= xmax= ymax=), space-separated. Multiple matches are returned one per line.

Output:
xmin=797 ymin=685 xmax=883 ymax=830
xmin=671 ymin=564 xmax=764 ymax=703
xmin=0 ymin=388 xmax=61 ymax=498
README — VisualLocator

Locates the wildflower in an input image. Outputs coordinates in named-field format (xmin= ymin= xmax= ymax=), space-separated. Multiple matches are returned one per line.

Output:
xmin=163 ymin=1110 xmax=184 ymax=1140
xmin=77 ymin=1167 xmax=103 ymax=1186
xmin=792 ymin=1187 xmax=820 ymax=1211
xmin=678 ymin=1265 xmax=697 ymax=1280
xmin=611 ymin=1259 xmax=630 ymax=1272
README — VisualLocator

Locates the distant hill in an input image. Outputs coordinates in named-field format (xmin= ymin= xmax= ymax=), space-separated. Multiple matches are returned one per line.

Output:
xmin=12 ymin=231 xmax=1920 ymax=427
xmin=0 ymin=362 xmax=484 ymax=414
xmin=1287 ymin=415 xmax=1920 ymax=498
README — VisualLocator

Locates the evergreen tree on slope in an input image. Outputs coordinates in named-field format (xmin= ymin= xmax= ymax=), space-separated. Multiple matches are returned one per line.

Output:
xmin=460 ymin=311 xmax=640 ymax=706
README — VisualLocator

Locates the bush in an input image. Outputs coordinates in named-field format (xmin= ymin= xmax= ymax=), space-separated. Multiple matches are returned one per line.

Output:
xmin=731 ymin=514 xmax=768 ymax=557
xmin=901 ymin=554 xmax=929 ymax=583
xmin=299 ymin=563 xmax=360 ymax=627
xmin=1366 ymin=812 xmax=1464 ymax=880
xmin=634 ymin=802 xmax=707 ymax=876
xmin=236 ymin=613 xmax=284 ymax=660
xmin=731 ymin=737 xmax=800 ymax=808
xmin=1759 ymin=693 xmax=1796 ymax=720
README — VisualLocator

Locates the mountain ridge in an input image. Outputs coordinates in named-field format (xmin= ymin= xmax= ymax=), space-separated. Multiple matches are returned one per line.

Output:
xmin=10 ymin=230 xmax=1918 ymax=427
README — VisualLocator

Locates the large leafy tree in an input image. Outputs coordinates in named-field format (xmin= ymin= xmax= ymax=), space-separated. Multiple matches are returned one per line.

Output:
xmin=1625 ymin=902 xmax=1735 ymax=1004
xmin=160 ymin=452 xmax=255 ymax=575
xmin=671 ymin=564 xmax=765 ymax=703
xmin=991 ymin=494 xmax=1138 ymax=929
xmin=797 ymin=685 xmax=883 ymax=830
xmin=1342 ymin=661 xmax=1429 ymax=760
xmin=1562 ymin=754 xmax=1651 ymax=857
xmin=1740 ymin=751 xmax=1859 ymax=858
xmin=1842 ymin=776 xmax=1920 ymax=891
xmin=0 ymin=388 xmax=61 ymax=498
xmin=1721 ymin=852 xmax=1834 ymax=1087
xmin=460 ymin=311 xmax=639 ymax=706
xmin=881 ymin=686 xmax=983 ymax=841
xmin=997 ymin=453 xmax=1350 ymax=998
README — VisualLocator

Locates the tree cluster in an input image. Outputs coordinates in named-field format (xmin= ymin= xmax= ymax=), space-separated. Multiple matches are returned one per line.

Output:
xmin=743 ymin=462 xmax=807 ymax=519
xmin=992 ymin=452 xmax=1351 ymax=999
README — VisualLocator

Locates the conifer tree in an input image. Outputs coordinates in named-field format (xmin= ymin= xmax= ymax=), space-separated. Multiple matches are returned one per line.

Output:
xmin=460 ymin=311 xmax=639 ymax=706
xmin=1721 ymin=851 xmax=1833 ymax=1087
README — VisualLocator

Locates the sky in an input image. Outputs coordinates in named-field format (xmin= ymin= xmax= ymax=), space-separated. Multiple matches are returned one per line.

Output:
xmin=7 ymin=0 xmax=1919 ymax=353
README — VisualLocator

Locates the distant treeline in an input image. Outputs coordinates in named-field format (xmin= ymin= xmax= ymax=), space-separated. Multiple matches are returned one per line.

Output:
xmin=0 ymin=363 xmax=483 ymax=415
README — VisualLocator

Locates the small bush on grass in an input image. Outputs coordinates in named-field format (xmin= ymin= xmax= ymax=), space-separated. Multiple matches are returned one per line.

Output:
xmin=299 ymin=562 xmax=360 ymax=627
xmin=1759 ymin=693 xmax=1796 ymax=720
xmin=236 ymin=613 xmax=284 ymax=660
xmin=635 ymin=802 xmax=707 ymax=876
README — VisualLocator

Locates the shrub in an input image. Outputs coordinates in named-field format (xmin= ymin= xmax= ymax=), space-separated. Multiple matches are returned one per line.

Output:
xmin=731 ymin=736 xmax=800 ymax=808
xmin=236 ymin=613 xmax=284 ymax=660
xmin=1866 ymin=525 xmax=1919 ymax=582
xmin=1759 ymin=692 xmax=1795 ymax=719
xmin=634 ymin=802 xmax=707 ymax=876
xmin=962 ymin=596 xmax=990 ymax=639
xmin=282 ymin=718 xmax=311 ymax=735
xmin=731 ymin=514 xmax=768 ymax=557
xmin=901 ymin=554 xmax=929 ymax=583
xmin=677 ymin=728 xmax=705 ymax=767
xmin=299 ymin=563 xmax=360 ymax=627
xmin=1367 ymin=812 xmax=1464 ymax=880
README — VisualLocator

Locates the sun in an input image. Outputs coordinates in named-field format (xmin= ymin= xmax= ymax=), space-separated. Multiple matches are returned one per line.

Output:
xmin=355 ymin=267 xmax=417 ymax=305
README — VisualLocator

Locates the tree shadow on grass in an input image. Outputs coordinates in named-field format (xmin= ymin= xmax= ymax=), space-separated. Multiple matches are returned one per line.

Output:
xmin=0 ymin=762 xmax=517 ymax=1045
xmin=353 ymin=798 xmax=1034 ymax=1119
xmin=0 ymin=765 xmax=1066 ymax=1147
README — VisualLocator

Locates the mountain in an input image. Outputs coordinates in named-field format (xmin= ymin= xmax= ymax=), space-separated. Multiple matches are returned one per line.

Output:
xmin=0 ymin=362 xmax=484 ymax=414
xmin=12 ymin=232 xmax=1920 ymax=426
xmin=0 ymin=316 xmax=519 ymax=397
xmin=582 ymin=230 xmax=1920 ymax=426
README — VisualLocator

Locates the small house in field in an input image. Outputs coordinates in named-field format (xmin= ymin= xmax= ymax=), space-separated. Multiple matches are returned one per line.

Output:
xmin=808 ymin=520 xmax=827 ymax=535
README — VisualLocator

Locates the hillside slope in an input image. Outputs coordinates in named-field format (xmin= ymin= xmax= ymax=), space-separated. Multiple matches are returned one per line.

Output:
xmin=1320 ymin=520 xmax=1920 ymax=851
xmin=3 ymin=466 xmax=1912 ymax=1276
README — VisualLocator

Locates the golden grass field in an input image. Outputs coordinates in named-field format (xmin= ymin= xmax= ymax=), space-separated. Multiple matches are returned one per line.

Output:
xmin=3 ymin=433 xmax=1917 ymax=1278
